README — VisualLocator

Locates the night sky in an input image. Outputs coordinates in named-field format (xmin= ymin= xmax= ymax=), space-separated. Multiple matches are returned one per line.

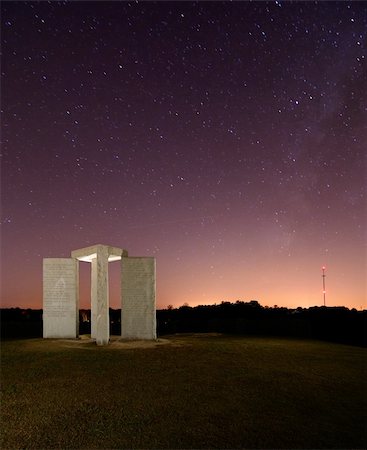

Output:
xmin=2 ymin=1 xmax=366 ymax=310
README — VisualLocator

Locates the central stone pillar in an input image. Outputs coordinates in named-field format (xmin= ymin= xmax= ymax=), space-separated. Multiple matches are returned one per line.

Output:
xmin=95 ymin=246 xmax=109 ymax=346
xmin=91 ymin=257 xmax=97 ymax=339
xmin=71 ymin=244 xmax=127 ymax=345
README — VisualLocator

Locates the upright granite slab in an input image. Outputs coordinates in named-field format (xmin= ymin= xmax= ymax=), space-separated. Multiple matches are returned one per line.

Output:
xmin=71 ymin=244 xmax=127 ymax=345
xmin=121 ymin=257 xmax=156 ymax=340
xmin=43 ymin=258 xmax=79 ymax=338
xmin=90 ymin=257 xmax=98 ymax=339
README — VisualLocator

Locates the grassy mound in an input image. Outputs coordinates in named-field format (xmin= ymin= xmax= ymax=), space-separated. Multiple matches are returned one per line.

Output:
xmin=1 ymin=334 xmax=366 ymax=449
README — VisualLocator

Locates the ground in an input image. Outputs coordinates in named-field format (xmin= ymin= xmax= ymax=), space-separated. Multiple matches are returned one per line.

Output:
xmin=1 ymin=334 xmax=366 ymax=449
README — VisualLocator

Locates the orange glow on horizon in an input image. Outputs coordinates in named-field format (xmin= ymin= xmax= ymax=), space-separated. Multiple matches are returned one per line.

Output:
xmin=1 ymin=251 xmax=365 ymax=311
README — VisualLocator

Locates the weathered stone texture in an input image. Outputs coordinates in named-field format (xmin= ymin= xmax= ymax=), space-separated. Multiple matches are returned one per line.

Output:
xmin=43 ymin=258 xmax=78 ymax=338
xmin=43 ymin=245 xmax=156 ymax=345
xmin=91 ymin=257 xmax=97 ymax=339
xmin=95 ymin=246 xmax=109 ymax=345
xmin=121 ymin=257 xmax=156 ymax=340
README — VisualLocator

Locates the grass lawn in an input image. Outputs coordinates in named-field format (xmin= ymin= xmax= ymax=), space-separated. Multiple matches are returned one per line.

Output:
xmin=1 ymin=334 xmax=366 ymax=449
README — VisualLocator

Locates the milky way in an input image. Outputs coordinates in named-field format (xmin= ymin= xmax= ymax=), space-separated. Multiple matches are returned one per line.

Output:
xmin=2 ymin=1 xmax=366 ymax=309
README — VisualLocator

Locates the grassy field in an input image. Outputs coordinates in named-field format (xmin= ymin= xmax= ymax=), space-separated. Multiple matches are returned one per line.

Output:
xmin=1 ymin=334 xmax=366 ymax=449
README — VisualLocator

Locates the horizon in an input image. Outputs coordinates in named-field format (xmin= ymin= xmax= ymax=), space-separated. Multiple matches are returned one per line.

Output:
xmin=1 ymin=299 xmax=365 ymax=312
xmin=2 ymin=2 xmax=366 ymax=311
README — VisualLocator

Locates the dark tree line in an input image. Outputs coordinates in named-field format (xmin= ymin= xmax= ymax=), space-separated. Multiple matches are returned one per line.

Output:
xmin=156 ymin=301 xmax=366 ymax=347
xmin=1 ymin=301 xmax=366 ymax=347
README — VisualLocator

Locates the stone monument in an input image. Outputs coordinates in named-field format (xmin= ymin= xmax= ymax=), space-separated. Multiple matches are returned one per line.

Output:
xmin=42 ymin=244 xmax=156 ymax=345
xmin=43 ymin=258 xmax=79 ymax=338
xmin=121 ymin=257 xmax=156 ymax=340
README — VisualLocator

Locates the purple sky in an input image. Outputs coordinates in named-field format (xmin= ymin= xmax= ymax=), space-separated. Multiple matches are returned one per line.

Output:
xmin=1 ymin=1 xmax=366 ymax=310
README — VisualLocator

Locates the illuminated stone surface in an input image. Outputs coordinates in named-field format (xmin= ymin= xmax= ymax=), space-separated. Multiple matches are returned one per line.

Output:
xmin=91 ymin=257 xmax=97 ymax=339
xmin=71 ymin=244 xmax=127 ymax=345
xmin=71 ymin=244 xmax=125 ymax=263
xmin=43 ymin=258 xmax=79 ymax=338
xmin=43 ymin=245 xmax=156 ymax=345
xmin=121 ymin=257 xmax=156 ymax=340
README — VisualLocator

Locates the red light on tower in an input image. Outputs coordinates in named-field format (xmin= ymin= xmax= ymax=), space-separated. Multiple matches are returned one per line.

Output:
xmin=321 ymin=266 xmax=326 ymax=306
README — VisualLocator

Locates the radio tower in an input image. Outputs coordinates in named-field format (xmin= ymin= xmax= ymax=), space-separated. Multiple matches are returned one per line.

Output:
xmin=322 ymin=266 xmax=326 ymax=306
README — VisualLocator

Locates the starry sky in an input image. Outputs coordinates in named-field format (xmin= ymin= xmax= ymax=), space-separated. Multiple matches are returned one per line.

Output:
xmin=1 ymin=1 xmax=366 ymax=310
